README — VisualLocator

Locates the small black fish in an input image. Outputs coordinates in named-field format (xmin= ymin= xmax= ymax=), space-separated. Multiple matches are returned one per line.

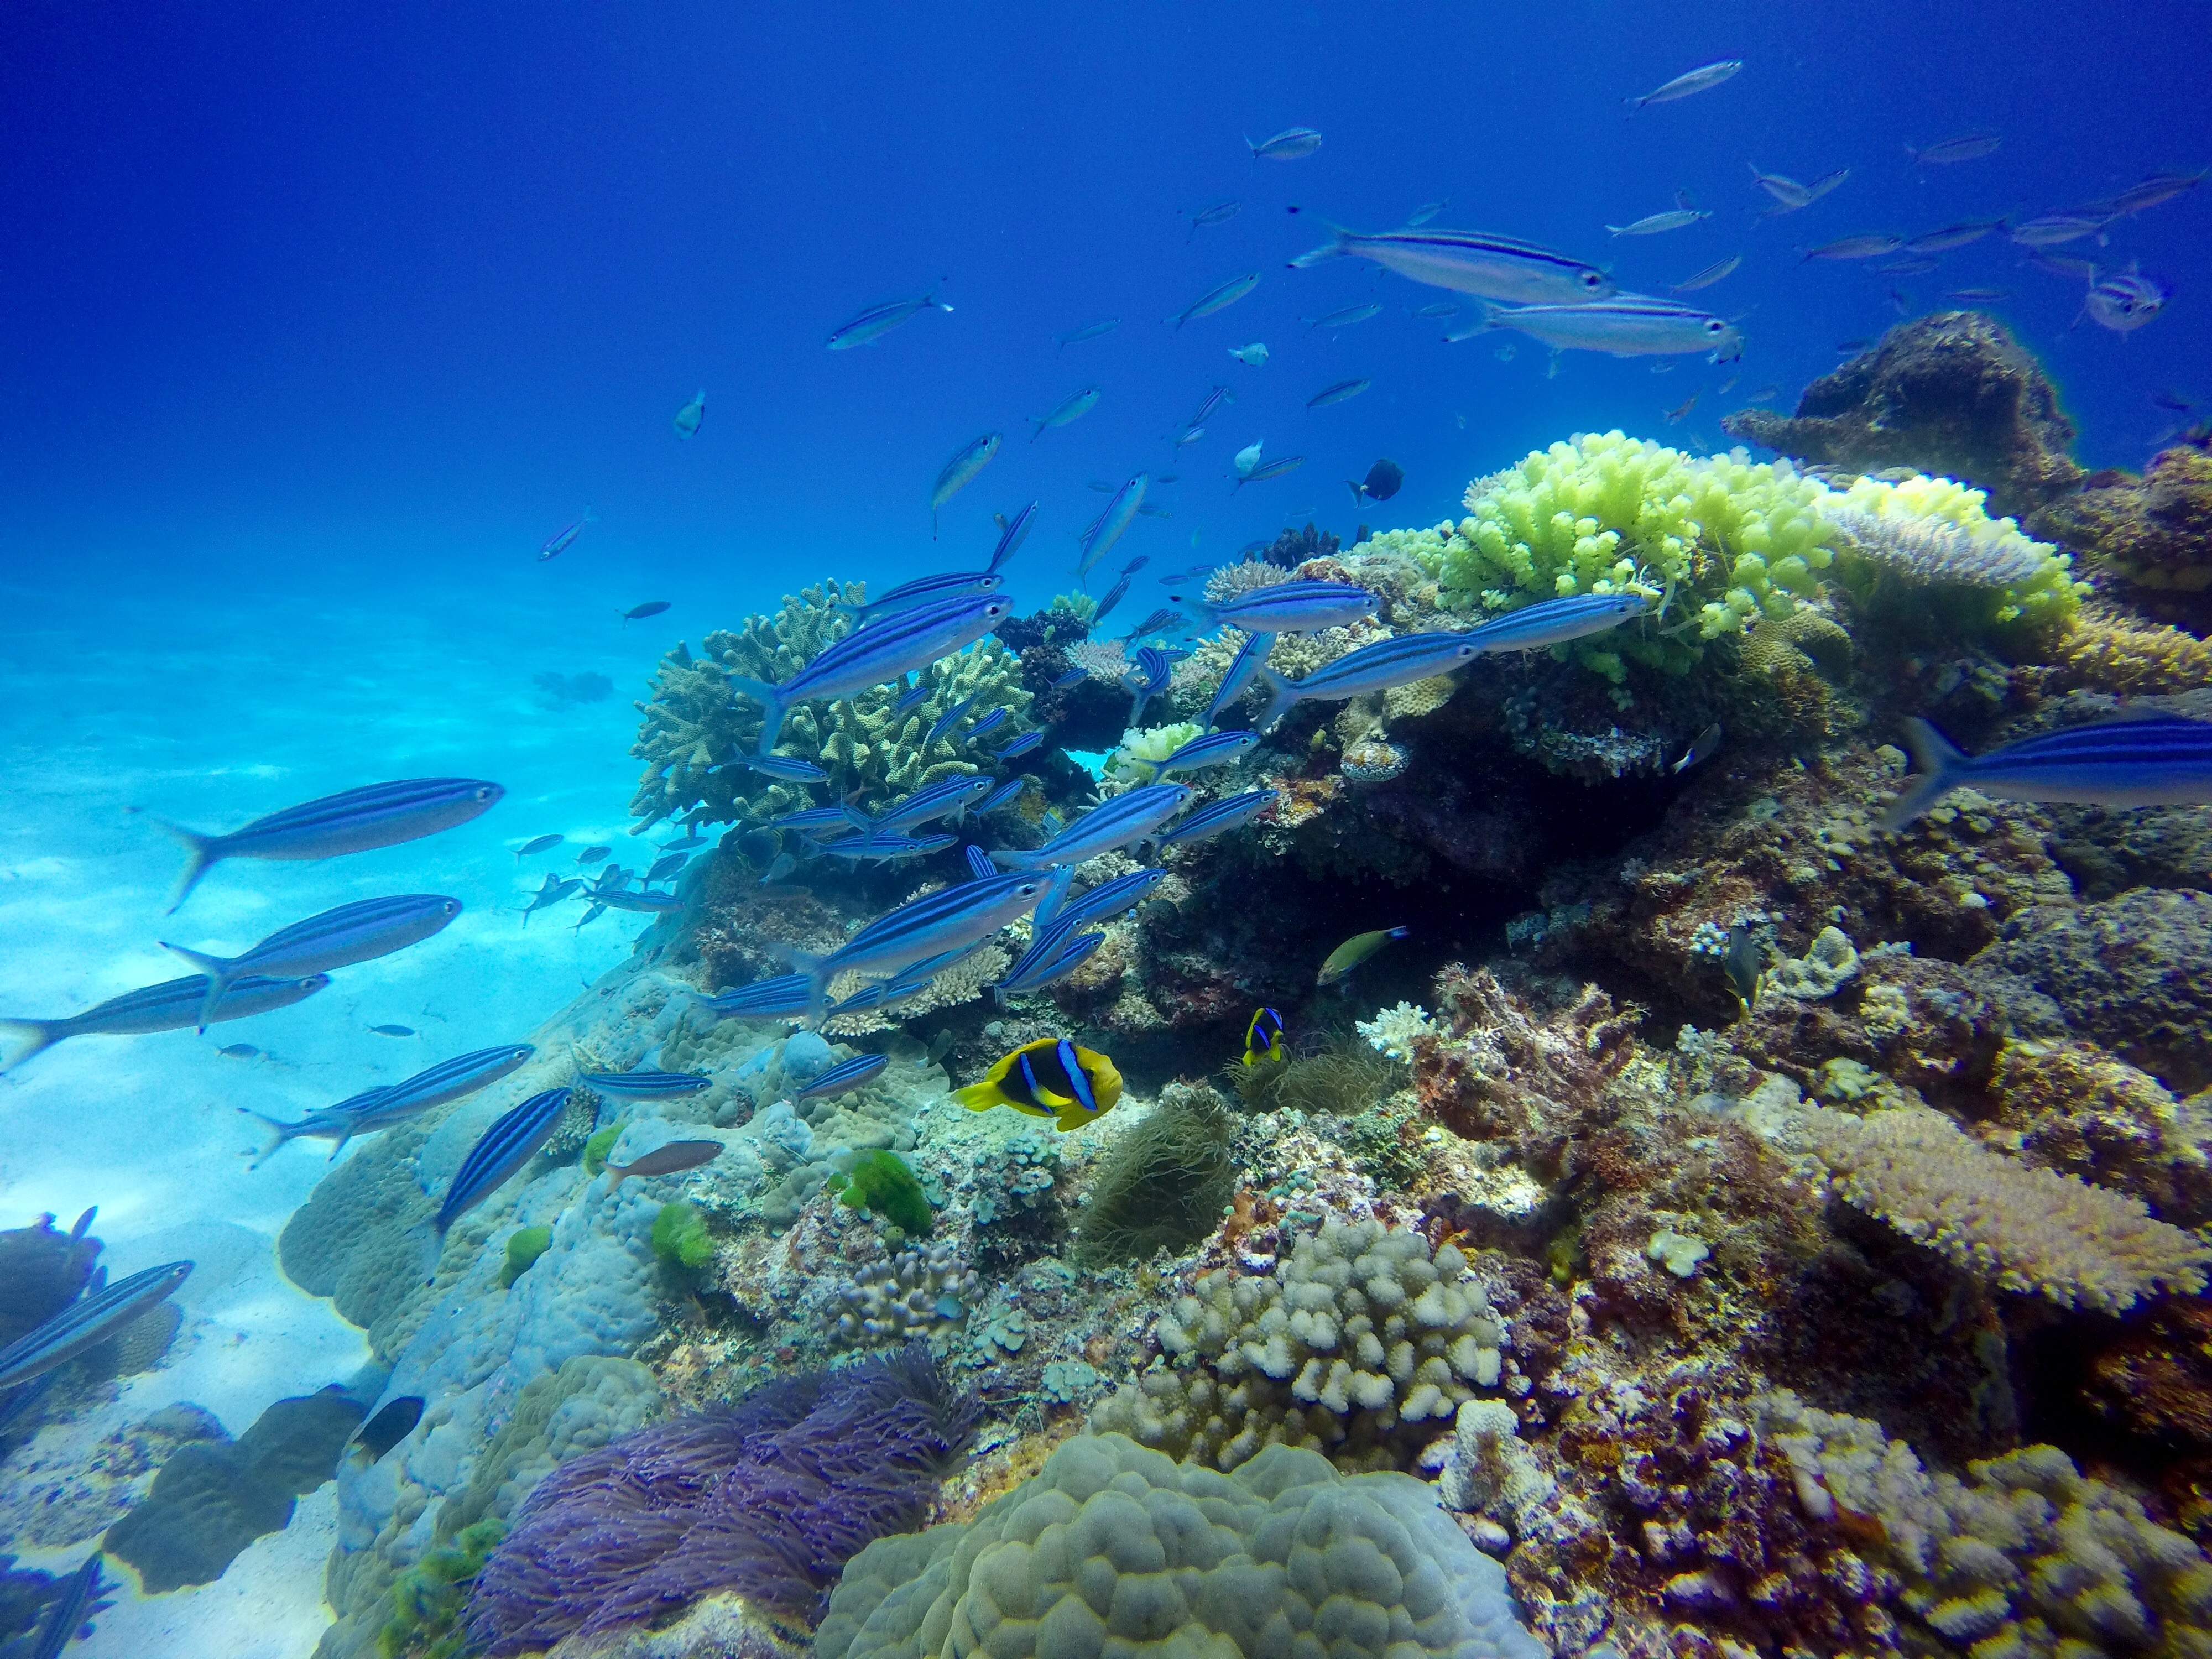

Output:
xmin=1721 ymin=925 xmax=1762 ymax=1008
xmin=1347 ymin=458 xmax=1404 ymax=506
xmin=217 ymin=1043 xmax=264 ymax=1059
xmin=347 ymin=1396 xmax=425 ymax=1466
xmin=368 ymin=1024 xmax=417 ymax=1037
xmin=1673 ymin=722 xmax=1723 ymax=774
xmin=2152 ymin=389 xmax=2196 ymax=414
xmin=576 ymin=845 xmax=612 ymax=864
xmin=622 ymin=602 xmax=672 ymax=623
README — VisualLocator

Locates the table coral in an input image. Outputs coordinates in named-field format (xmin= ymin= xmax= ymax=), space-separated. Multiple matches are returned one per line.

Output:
xmin=627 ymin=581 xmax=1033 ymax=833
xmin=814 ymin=1430 xmax=1547 ymax=1659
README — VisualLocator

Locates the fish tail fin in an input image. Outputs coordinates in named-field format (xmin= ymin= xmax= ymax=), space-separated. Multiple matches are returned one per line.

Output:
xmin=327 ymin=1128 xmax=353 ymax=1161
xmin=722 ymin=677 xmax=787 ymax=753
xmin=1286 ymin=225 xmax=1353 ymax=269
xmin=1346 ymin=479 xmax=1366 ymax=507
xmin=0 ymin=1019 xmax=60 ymax=1074
xmin=1879 ymin=717 xmax=1966 ymax=831
xmin=582 ymin=505 xmax=599 ymax=523
xmin=159 ymin=943 xmax=236 ymax=1031
xmin=951 ymin=1082 xmax=1000 ymax=1112
xmin=142 ymin=815 xmax=219 ymax=913
xmin=234 ymin=1106 xmax=298 ymax=1168
xmin=1254 ymin=666 xmax=1300 ymax=734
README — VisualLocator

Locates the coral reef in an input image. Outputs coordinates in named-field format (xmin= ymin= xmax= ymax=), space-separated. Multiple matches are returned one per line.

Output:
xmin=466 ymin=1346 xmax=978 ymax=1652
xmin=815 ymin=1431 xmax=1547 ymax=1659
xmin=1072 ymin=1086 xmax=1237 ymax=1264
xmin=376 ymin=1518 xmax=506 ymax=1659
xmin=651 ymin=1198 xmax=715 ymax=1272
xmin=1722 ymin=311 xmax=2085 ymax=519
xmin=2031 ymin=432 xmax=2212 ymax=632
xmin=831 ymin=1149 xmax=934 ymax=1235
xmin=627 ymin=582 xmax=1034 ymax=833
xmin=1089 ymin=1219 xmax=1506 ymax=1472
xmin=828 ymin=1241 xmax=978 ymax=1348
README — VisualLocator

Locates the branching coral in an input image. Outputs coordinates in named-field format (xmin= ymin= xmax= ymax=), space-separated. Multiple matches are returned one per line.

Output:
xmin=1798 ymin=1104 xmax=2211 ymax=1312
xmin=1089 ymin=1219 xmax=1506 ymax=1473
xmin=627 ymin=582 xmax=1034 ymax=833
xmin=466 ymin=1345 xmax=979 ymax=1652
xmin=1827 ymin=471 xmax=2084 ymax=629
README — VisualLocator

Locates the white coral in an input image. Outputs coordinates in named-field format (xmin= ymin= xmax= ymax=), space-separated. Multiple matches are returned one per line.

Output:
xmin=1358 ymin=1001 xmax=1436 ymax=1063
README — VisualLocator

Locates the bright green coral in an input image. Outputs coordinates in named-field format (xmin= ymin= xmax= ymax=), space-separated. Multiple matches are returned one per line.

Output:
xmin=627 ymin=582 xmax=1035 ymax=833
xmin=1829 ymin=470 xmax=2085 ymax=629
xmin=580 ymin=1123 xmax=622 ymax=1177
xmin=650 ymin=1199 xmax=714 ymax=1272
xmin=829 ymin=1149 xmax=933 ymax=1235
xmin=378 ymin=1518 xmax=505 ymax=1658
xmin=1103 ymin=721 xmax=1203 ymax=786
xmin=1432 ymin=432 xmax=1834 ymax=679
xmin=497 ymin=1225 xmax=552 ymax=1290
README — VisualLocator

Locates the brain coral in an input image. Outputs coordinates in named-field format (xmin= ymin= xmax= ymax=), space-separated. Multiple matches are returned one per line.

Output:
xmin=627 ymin=581 xmax=1033 ymax=833
xmin=815 ymin=1430 xmax=1547 ymax=1659
xmin=1089 ymin=1219 xmax=1505 ymax=1472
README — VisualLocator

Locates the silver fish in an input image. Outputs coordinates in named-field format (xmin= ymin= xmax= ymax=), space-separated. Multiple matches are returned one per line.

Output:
xmin=1625 ymin=60 xmax=1743 ymax=111
xmin=1670 ymin=254 xmax=1743 ymax=292
xmin=1186 ymin=201 xmax=1241 ymax=238
xmin=930 ymin=432 xmax=1002 ymax=531
xmin=1055 ymin=317 xmax=1120 ymax=350
xmin=2116 ymin=171 xmax=2205 ymax=215
xmin=1307 ymin=378 xmax=1371 ymax=408
xmin=1906 ymin=132 xmax=2001 ymax=166
xmin=1801 ymin=234 xmax=1904 ymax=262
xmin=161 ymin=893 xmax=461 ymax=1031
xmin=1167 ymin=273 xmax=1260 ymax=328
xmin=1606 ymin=207 xmax=1710 ymax=236
xmin=1303 ymin=301 xmax=1383 ymax=330
xmin=1290 ymin=226 xmax=1612 ymax=305
xmin=1029 ymin=386 xmax=1100 ymax=440
xmin=1079 ymin=475 xmax=1147 ymax=577
xmin=1903 ymin=218 xmax=2006 ymax=254
xmin=2083 ymin=267 xmax=2170 ymax=334
xmin=828 ymin=291 xmax=952 ymax=349
xmin=1247 ymin=127 xmax=1322 ymax=161
xmin=1481 ymin=295 xmax=1743 ymax=360
xmin=2 ymin=973 xmax=331 ymax=1073
xmin=2010 ymin=212 xmax=2111 ymax=247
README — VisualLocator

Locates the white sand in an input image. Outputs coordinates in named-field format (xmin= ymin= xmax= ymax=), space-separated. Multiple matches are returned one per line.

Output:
xmin=0 ymin=572 xmax=696 ymax=1655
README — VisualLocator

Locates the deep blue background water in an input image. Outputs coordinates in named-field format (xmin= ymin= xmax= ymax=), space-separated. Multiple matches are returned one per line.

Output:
xmin=4 ymin=1 xmax=2205 ymax=630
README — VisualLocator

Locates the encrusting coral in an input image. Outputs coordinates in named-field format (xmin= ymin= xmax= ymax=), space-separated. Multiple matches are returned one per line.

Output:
xmin=466 ymin=1345 xmax=978 ymax=1653
xmin=814 ymin=1431 xmax=1547 ymax=1659
xmin=627 ymin=581 xmax=1034 ymax=833
xmin=1089 ymin=1218 xmax=1506 ymax=1472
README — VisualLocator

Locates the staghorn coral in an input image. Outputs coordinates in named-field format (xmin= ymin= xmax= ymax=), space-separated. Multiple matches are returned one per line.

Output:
xmin=1797 ymin=1103 xmax=2212 ymax=1312
xmin=627 ymin=582 xmax=1033 ymax=832
xmin=827 ymin=1241 xmax=978 ymax=1349
xmin=1089 ymin=1219 xmax=1506 ymax=1473
xmin=815 ymin=1431 xmax=1547 ymax=1659
xmin=466 ymin=1345 xmax=978 ymax=1652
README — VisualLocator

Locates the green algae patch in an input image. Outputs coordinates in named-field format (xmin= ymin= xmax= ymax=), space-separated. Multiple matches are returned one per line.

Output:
xmin=498 ymin=1225 xmax=553 ymax=1289
xmin=650 ymin=1200 xmax=714 ymax=1272
xmin=829 ymin=1150 xmax=933 ymax=1235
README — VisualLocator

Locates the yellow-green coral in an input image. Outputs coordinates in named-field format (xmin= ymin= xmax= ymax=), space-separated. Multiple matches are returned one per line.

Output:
xmin=1829 ymin=471 xmax=2085 ymax=629
xmin=627 ymin=582 xmax=1034 ymax=833
xmin=1103 ymin=721 xmax=1203 ymax=786
xmin=1436 ymin=432 xmax=1835 ymax=679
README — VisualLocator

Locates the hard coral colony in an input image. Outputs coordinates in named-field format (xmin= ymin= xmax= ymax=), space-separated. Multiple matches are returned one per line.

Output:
xmin=13 ymin=60 xmax=2212 ymax=1659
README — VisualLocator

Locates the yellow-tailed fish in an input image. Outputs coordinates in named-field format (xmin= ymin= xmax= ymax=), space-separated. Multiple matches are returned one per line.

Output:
xmin=952 ymin=1037 xmax=1122 ymax=1131
xmin=1243 ymin=1006 xmax=1286 ymax=1066
xmin=1317 ymin=926 xmax=1409 ymax=988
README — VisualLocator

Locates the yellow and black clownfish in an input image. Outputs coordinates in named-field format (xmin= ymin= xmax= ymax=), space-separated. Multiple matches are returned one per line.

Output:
xmin=1243 ymin=1006 xmax=1286 ymax=1067
xmin=952 ymin=1037 xmax=1124 ymax=1131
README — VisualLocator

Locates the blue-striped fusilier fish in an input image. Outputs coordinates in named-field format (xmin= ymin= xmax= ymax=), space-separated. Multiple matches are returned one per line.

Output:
xmin=807 ymin=831 xmax=958 ymax=865
xmin=979 ymin=776 xmax=1029 ymax=813
xmin=537 ymin=507 xmax=597 ymax=561
xmin=693 ymin=974 xmax=813 ymax=1021
xmin=1247 ymin=127 xmax=1322 ymax=163
xmin=967 ymin=708 xmax=1009 ymax=742
xmin=1625 ymin=59 xmax=1742 ymax=111
xmin=599 ymin=889 xmax=686 ymax=913
xmin=722 ymin=752 xmax=831 ymax=784
xmin=1465 ymin=592 xmax=1650 ymax=653
xmin=23 ymin=1548 xmax=107 ymax=1659
xmin=1079 ymin=475 xmax=1147 ymax=578
xmin=1166 ymin=274 xmax=1259 ymax=329
xmin=990 ymin=503 xmax=1040 ymax=573
xmin=1050 ymin=666 xmax=1089 ymax=690
xmin=1232 ymin=456 xmax=1306 ymax=491
xmin=925 ymin=696 xmax=977 ymax=746
xmin=872 ymin=775 xmax=996 ymax=833
xmin=434 ymin=1087 xmax=573 ymax=1240
xmin=930 ymin=432 xmax=1001 ymax=534
xmin=142 ymin=778 xmax=505 ymax=912
xmin=2 ymin=973 xmax=330 ymax=1074
xmin=1881 ymin=715 xmax=2212 ymax=832
xmin=1184 ymin=385 xmax=1233 ymax=431
xmin=1121 ymin=647 xmax=1175 ymax=728
xmin=1305 ymin=303 xmax=1382 ymax=331
xmin=1091 ymin=571 xmax=1135 ymax=624
xmin=1254 ymin=631 xmax=1483 ymax=733
xmin=827 ymin=290 xmax=952 ymax=350
xmin=727 ymin=594 xmax=1010 ymax=753
xmin=1307 ymin=378 xmax=1372 ymax=408
xmin=519 ymin=877 xmax=580 ymax=927
xmin=1152 ymin=789 xmax=1278 ymax=848
xmin=1206 ymin=632 xmax=1276 ymax=724
xmin=1154 ymin=729 xmax=1260 ymax=778
xmin=241 ymin=1042 xmax=534 ymax=1163
xmin=1054 ymin=867 xmax=1168 ymax=930
xmin=792 ymin=1052 xmax=889 ymax=1102
xmin=0 ymin=1261 xmax=194 ymax=1391
xmin=770 ymin=804 xmax=874 ymax=836
xmin=1029 ymin=386 xmax=1100 ymax=440
xmin=1185 ymin=579 xmax=1379 ymax=635
xmin=991 ymin=918 xmax=1107 ymax=1005
xmin=780 ymin=871 xmax=1051 ymax=1022
xmin=578 ymin=1069 xmax=711 ymax=1098
xmin=1121 ymin=607 xmax=1185 ymax=641
xmin=161 ymin=893 xmax=461 ymax=1032
xmin=1479 ymin=295 xmax=1744 ymax=361
xmin=646 ymin=851 xmax=688 ymax=882
xmin=895 ymin=681 xmax=933 ymax=713
xmin=1606 ymin=207 xmax=1710 ymax=237
xmin=832 ymin=570 xmax=1004 ymax=627
xmin=994 ymin=731 xmax=1045 ymax=760
xmin=1290 ymin=226 xmax=1613 ymax=305
xmin=990 ymin=784 xmax=1193 ymax=870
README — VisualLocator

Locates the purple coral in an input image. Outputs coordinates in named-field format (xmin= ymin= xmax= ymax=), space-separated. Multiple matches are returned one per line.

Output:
xmin=466 ymin=1345 xmax=977 ymax=1655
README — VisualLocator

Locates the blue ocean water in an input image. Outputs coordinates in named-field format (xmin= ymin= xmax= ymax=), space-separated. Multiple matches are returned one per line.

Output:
xmin=1 ymin=4 xmax=2205 ymax=1654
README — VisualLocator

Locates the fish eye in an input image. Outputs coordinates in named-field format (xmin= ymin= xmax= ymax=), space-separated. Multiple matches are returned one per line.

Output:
xmin=1706 ymin=319 xmax=1724 ymax=334
xmin=1580 ymin=270 xmax=1601 ymax=289
xmin=476 ymin=786 xmax=495 ymax=800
